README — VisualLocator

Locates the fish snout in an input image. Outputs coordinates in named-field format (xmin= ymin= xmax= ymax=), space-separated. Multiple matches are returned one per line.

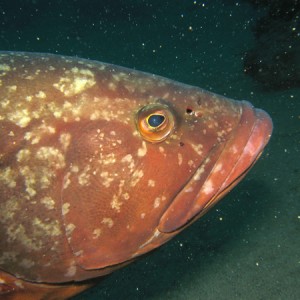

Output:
xmin=158 ymin=100 xmax=273 ymax=233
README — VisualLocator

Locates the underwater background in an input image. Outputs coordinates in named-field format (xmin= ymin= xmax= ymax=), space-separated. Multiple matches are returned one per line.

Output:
xmin=1 ymin=0 xmax=299 ymax=299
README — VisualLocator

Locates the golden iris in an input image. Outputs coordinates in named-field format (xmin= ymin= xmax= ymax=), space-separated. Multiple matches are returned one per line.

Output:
xmin=136 ymin=103 xmax=175 ymax=143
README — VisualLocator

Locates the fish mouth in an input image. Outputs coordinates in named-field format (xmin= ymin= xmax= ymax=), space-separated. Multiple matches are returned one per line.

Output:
xmin=158 ymin=101 xmax=273 ymax=233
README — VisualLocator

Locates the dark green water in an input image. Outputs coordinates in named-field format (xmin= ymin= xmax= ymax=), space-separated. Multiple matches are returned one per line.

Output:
xmin=1 ymin=0 xmax=299 ymax=299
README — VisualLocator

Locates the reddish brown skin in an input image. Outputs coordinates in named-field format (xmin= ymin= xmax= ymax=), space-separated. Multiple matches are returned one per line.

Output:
xmin=0 ymin=52 xmax=273 ymax=299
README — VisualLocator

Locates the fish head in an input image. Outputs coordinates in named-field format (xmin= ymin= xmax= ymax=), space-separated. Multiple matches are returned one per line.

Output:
xmin=0 ymin=52 xmax=272 ymax=283
xmin=61 ymin=77 xmax=272 ymax=272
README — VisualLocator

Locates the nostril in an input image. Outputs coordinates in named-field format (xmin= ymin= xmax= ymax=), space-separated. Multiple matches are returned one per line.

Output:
xmin=186 ymin=107 xmax=193 ymax=115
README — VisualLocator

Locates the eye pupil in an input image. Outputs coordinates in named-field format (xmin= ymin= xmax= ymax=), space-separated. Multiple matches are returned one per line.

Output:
xmin=148 ymin=114 xmax=165 ymax=127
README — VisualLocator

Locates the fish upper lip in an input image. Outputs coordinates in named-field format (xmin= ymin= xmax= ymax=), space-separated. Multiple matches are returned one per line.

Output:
xmin=158 ymin=101 xmax=273 ymax=233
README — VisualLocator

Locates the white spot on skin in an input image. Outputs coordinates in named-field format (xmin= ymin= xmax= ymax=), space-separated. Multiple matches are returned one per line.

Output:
xmin=194 ymin=165 xmax=205 ymax=181
xmin=62 ymin=203 xmax=70 ymax=216
xmin=121 ymin=154 xmax=135 ymax=170
xmin=191 ymin=143 xmax=203 ymax=156
xmin=130 ymin=169 xmax=144 ymax=187
xmin=35 ymin=91 xmax=46 ymax=99
xmin=66 ymin=223 xmax=76 ymax=236
xmin=18 ymin=147 xmax=65 ymax=192
xmin=184 ymin=187 xmax=194 ymax=193
xmin=0 ymin=63 xmax=11 ymax=71
xmin=148 ymin=179 xmax=155 ymax=187
xmin=18 ymin=165 xmax=36 ymax=198
xmin=178 ymin=153 xmax=183 ymax=166
xmin=2 ymin=232 xmax=37 ymax=258
xmin=92 ymin=228 xmax=102 ymax=239
xmin=90 ymin=110 xmax=100 ymax=120
xmin=140 ymin=213 xmax=146 ymax=219
xmin=193 ymin=157 xmax=210 ymax=181
xmin=74 ymin=250 xmax=83 ymax=257
xmin=111 ymin=194 xmax=123 ymax=212
xmin=123 ymin=193 xmax=130 ymax=200
xmin=64 ymin=264 xmax=77 ymax=277
xmin=0 ymin=99 xmax=10 ymax=109
xmin=16 ymin=149 xmax=31 ymax=162
xmin=132 ymin=130 xmax=139 ymax=137
xmin=26 ymin=187 xmax=36 ymax=197
xmin=110 ymin=180 xmax=127 ymax=212
xmin=100 ymin=171 xmax=114 ymax=188
xmin=32 ymin=217 xmax=62 ymax=236
xmin=36 ymin=147 xmax=66 ymax=170
xmin=137 ymin=141 xmax=147 ymax=157
xmin=188 ymin=160 xmax=195 ymax=167
xmin=71 ymin=165 xmax=79 ymax=173
xmin=78 ymin=165 xmax=91 ymax=186
xmin=202 ymin=179 xmax=214 ymax=195
xmin=108 ymin=82 xmax=117 ymax=91
xmin=59 ymin=133 xmax=72 ymax=151
xmin=154 ymin=197 xmax=161 ymax=208
xmin=41 ymin=196 xmax=55 ymax=210
xmin=0 ymin=167 xmax=17 ymax=188
xmin=6 ymin=85 xmax=17 ymax=93
xmin=63 ymin=172 xmax=71 ymax=190
xmin=7 ymin=108 xmax=31 ymax=128
xmin=100 ymin=153 xmax=116 ymax=165
xmin=231 ymin=145 xmax=238 ymax=154
xmin=213 ymin=163 xmax=223 ymax=173
xmin=102 ymin=218 xmax=114 ymax=228
xmin=25 ymin=124 xmax=56 ymax=145
xmin=53 ymin=67 xmax=96 ymax=97
xmin=121 ymin=154 xmax=133 ymax=163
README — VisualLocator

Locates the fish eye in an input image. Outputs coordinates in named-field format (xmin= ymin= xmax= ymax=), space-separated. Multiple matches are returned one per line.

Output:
xmin=136 ymin=104 xmax=175 ymax=143
xmin=147 ymin=114 xmax=165 ymax=128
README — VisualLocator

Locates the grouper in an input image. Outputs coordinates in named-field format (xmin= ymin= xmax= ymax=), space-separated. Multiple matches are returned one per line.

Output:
xmin=0 ymin=52 xmax=272 ymax=299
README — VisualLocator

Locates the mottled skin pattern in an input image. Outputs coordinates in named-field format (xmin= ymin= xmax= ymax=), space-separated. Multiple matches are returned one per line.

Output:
xmin=0 ymin=52 xmax=273 ymax=299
